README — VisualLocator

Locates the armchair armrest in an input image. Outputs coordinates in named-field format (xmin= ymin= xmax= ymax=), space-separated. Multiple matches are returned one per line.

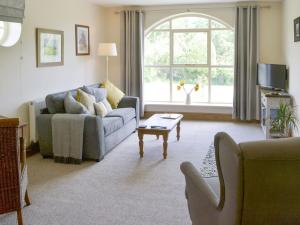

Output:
xmin=181 ymin=162 xmax=219 ymax=225
xmin=118 ymin=96 xmax=140 ymax=125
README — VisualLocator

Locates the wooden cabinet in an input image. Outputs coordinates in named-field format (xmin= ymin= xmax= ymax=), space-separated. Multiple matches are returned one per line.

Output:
xmin=0 ymin=118 xmax=30 ymax=225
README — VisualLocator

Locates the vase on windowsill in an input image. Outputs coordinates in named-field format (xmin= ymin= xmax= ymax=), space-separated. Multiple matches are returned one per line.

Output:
xmin=177 ymin=80 xmax=200 ymax=105
xmin=185 ymin=93 xmax=191 ymax=105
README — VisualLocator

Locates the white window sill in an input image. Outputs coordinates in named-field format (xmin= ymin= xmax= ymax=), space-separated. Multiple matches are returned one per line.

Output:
xmin=145 ymin=102 xmax=232 ymax=107
xmin=144 ymin=102 xmax=233 ymax=114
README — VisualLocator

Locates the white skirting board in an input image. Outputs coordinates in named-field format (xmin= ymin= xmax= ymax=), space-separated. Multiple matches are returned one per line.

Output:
xmin=29 ymin=99 xmax=46 ymax=143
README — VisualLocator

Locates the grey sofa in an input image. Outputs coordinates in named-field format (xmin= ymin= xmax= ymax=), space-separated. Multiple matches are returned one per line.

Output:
xmin=37 ymin=84 xmax=139 ymax=162
xmin=181 ymin=132 xmax=300 ymax=225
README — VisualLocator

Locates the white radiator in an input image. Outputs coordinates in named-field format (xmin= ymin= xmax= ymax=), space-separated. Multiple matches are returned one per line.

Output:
xmin=29 ymin=99 xmax=46 ymax=143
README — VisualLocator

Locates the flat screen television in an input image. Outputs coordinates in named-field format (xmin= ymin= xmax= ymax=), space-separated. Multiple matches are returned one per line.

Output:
xmin=257 ymin=64 xmax=287 ymax=90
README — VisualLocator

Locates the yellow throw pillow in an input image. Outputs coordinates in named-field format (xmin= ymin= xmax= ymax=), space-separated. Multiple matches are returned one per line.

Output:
xmin=77 ymin=89 xmax=96 ymax=115
xmin=94 ymin=102 xmax=108 ymax=117
xmin=101 ymin=80 xmax=125 ymax=109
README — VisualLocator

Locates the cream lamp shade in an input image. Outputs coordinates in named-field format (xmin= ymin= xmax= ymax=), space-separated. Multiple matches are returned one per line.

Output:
xmin=97 ymin=43 xmax=117 ymax=56
xmin=98 ymin=43 xmax=117 ymax=80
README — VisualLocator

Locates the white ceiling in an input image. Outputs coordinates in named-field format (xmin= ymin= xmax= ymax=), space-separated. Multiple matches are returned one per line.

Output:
xmin=87 ymin=0 xmax=281 ymax=7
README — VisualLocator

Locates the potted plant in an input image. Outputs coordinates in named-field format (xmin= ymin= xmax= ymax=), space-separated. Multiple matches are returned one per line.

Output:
xmin=177 ymin=80 xmax=200 ymax=105
xmin=270 ymin=103 xmax=299 ymax=138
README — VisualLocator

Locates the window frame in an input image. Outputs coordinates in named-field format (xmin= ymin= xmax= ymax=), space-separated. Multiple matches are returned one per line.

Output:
xmin=0 ymin=21 xmax=7 ymax=44
xmin=144 ymin=13 xmax=235 ymax=105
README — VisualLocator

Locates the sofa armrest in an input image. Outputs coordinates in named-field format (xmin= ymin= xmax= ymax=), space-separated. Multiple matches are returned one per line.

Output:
xmin=40 ymin=108 xmax=49 ymax=114
xmin=37 ymin=114 xmax=54 ymax=157
xmin=37 ymin=114 xmax=105 ymax=161
xmin=118 ymin=96 xmax=140 ymax=125
xmin=83 ymin=115 xmax=105 ymax=161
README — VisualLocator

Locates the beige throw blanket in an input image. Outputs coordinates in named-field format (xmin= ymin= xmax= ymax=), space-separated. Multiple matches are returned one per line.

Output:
xmin=52 ymin=114 xmax=87 ymax=164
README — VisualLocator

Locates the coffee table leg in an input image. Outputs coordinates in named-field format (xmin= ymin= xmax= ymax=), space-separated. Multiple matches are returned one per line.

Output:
xmin=163 ymin=133 xmax=169 ymax=159
xmin=138 ymin=131 xmax=144 ymax=158
xmin=176 ymin=121 xmax=181 ymax=141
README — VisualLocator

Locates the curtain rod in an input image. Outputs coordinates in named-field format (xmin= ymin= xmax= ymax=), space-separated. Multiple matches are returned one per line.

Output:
xmin=114 ymin=4 xmax=271 ymax=14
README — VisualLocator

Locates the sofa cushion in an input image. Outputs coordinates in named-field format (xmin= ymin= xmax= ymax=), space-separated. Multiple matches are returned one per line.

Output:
xmin=65 ymin=92 xmax=89 ymax=114
xmin=46 ymin=89 xmax=77 ymax=114
xmin=102 ymin=117 xmax=124 ymax=136
xmin=106 ymin=108 xmax=136 ymax=124
xmin=82 ymin=86 xmax=107 ymax=102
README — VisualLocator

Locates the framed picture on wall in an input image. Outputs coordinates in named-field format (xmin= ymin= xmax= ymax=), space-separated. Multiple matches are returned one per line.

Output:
xmin=36 ymin=28 xmax=64 ymax=67
xmin=294 ymin=17 xmax=300 ymax=42
xmin=75 ymin=24 xmax=90 ymax=55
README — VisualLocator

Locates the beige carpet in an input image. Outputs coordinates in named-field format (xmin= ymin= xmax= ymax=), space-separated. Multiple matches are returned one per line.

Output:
xmin=0 ymin=121 xmax=264 ymax=225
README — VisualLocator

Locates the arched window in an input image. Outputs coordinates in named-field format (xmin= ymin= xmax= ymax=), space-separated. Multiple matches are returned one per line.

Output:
xmin=144 ymin=14 xmax=234 ymax=104
xmin=0 ymin=21 xmax=22 ymax=47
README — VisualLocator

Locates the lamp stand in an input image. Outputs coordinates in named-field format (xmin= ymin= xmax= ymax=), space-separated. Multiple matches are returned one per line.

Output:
xmin=106 ymin=56 xmax=109 ymax=81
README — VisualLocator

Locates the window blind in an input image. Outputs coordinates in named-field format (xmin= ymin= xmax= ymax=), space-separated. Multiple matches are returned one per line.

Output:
xmin=0 ymin=0 xmax=25 ymax=23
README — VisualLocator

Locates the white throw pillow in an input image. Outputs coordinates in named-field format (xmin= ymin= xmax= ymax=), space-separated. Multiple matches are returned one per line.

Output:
xmin=94 ymin=102 xmax=108 ymax=117
xmin=102 ymin=98 xmax=113 ymax=113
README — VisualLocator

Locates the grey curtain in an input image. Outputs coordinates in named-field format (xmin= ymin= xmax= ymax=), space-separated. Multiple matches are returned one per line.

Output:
xmin=0 ymin=0 xmax=25 ymax=23
xmin=121 ymin=10 xmax=145 ymax=117
xmin=233 ymin=6 xmax=259 ymax=121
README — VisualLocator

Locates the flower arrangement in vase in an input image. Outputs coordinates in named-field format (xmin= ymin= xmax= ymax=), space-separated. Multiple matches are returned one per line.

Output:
xmin=177 ymin=80 xmax=200 ymax=105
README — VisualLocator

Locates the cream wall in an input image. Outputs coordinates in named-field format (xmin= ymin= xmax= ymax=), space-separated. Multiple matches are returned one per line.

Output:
xmin=0 ymin=0 xmax=106 ymax=124
xmin=0 ymin=1 xmax=286 ymax=125
xmin=103 ymin=7 xmax=123 ymax=89
xmin=282 ymin=0 xmax=300 ymax=136
xmin=259 ymin=2 xmax=283 ymax=64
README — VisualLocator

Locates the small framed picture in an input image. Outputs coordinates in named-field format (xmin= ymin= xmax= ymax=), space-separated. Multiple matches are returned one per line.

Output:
xmin=36 ymin=28 xmax=64 ymax=67
xmin=294 ymin=17 xmax=300 ymax=42
xmin=75 ymin=25 xmax=90 ymax=55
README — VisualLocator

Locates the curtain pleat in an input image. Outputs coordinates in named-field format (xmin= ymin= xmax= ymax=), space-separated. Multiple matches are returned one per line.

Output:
xmin=121 ymin=10 xmax=145 ymax=117
xmin=0 ymin=0 xmax=25 ymax=23
xmin=233 ymin=6 xmax=259 ymax=121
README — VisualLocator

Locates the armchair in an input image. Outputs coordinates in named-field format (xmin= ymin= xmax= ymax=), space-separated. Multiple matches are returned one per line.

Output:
xmin=181 ymin=132 xmax=300 ymax=225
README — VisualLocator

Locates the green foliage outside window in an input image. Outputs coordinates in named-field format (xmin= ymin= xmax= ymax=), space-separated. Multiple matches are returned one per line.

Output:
xmin=144 ymin=15 xmax=235 ymax=103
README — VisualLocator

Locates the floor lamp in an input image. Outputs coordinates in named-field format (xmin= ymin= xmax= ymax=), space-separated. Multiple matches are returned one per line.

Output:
xmin=97 ymin=43 xmax=117 ymax=81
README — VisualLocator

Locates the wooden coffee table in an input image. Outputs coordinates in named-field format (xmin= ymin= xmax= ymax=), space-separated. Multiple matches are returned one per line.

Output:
xmin=137 ymin=114 xmax=183 ymax=159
